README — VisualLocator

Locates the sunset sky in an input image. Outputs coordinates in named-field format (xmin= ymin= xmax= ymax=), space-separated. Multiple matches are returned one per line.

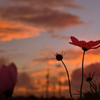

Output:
xmin=0 ymin=0 xmax=100 ymax=99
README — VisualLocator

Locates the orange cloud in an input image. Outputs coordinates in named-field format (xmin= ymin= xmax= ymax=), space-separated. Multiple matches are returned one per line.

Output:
xmin=0 ymin=0 xmax=84 ymax=43
xmin=63 ymin=53 xmax=100 ymax=74
xmin=30 ymin=68 xmax=66 ymax=77
xmin=17 ymin=87 xmax=27 ymax=92
xmin=31 ymin=48 xmax=100 ymax=75
xmin=32 ymin=75 xmax=69 ymax=93
xmin=31 ymin=49 xmax=82 ymax=66
xmin=31 ymin=70 xmax=48 ymax=77
xmin=0 ymin=19 xmax=44 ymax=41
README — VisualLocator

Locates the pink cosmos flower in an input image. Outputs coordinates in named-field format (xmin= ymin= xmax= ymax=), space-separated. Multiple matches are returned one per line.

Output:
xmin=69 ymin=36 xmax=100 ymax=51
xmin=0 ymin=63 xmax=17 ymax=97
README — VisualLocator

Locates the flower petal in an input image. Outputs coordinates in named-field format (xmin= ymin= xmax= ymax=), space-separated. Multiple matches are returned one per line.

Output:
xmin=79 ymin=41 xmax=90 ymax=49
xmin=70 ymin=36 xmax=80 ymax=46
xmin=0 ymin=63 xmax=17 ymax=94
xmin=91 ymin=45 xmax=100 ymax=49
xmin=0 ymin=65 xmax=12 ymax=93
xmin=69 ymin=36 xmax=100 ymax=50
xmin=7 ymin=63 xmax=17 ymax=86
xmin=87 ymin=41 xmax=95 ymax=46
xmin=93 ymin=40 xmax=100 ymax=46
xmin=88 ymin=40 xmax=100 ymax=49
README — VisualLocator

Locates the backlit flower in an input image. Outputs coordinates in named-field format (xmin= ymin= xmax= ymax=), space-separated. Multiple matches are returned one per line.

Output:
xmin=69 ymin=36 xmax=100 ymax=51
xmin=0 ymin=63 xmax=17 ymax=97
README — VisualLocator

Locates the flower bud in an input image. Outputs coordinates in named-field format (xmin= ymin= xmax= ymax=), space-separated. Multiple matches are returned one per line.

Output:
xmin=56 ymin=54 xmax=63 ymax=61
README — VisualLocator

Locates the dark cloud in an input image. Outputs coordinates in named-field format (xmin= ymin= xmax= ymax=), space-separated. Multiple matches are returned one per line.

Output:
xmin=16 ymin=72 xmax=36 ymax=90
xmin=0 ymin=0 xmax=84 ymax=30
xmin=21 ymin=11 xmax=83 ymax=29
xmin=62 ymin=80 xmax=68 ymax=86
xmin=56 ymin=64 xmax=62 ymax=68
xmin=50 ymin=76 xmax=58 ymax=84
xmin=59 ymin=72 xmax=66 ymax=76
xmin=71 ymin=62 xmax=100 ymax=93
xmin=1 ymin=9 xmax=84 ymax=29
xmin=84 ymin=63 xmax=100 ymax=79
xmin=0 ymin=0 xmax=84 ymax=41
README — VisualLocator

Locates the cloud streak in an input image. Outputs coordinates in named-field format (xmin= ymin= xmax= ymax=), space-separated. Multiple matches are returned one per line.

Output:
xmin=8 ymin=0 xmax=82 ymax=9
xmin=0 ymin=0 xmax=84 ymax=41
xmin=0 ymin=7 xmax=84 ymax=29
xmin=0 ymin=20 xmax=43 ymax=41
xmin=30 ymin=68 xmax=65 ymax=77
xmin=51 ymin=35 xmax=70 ymax=40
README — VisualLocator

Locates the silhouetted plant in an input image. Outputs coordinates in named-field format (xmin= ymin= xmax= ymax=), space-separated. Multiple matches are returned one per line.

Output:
xmin=83 ymin=92 xmax=99 ymax=100
xmin=55 ymin=53 xmax=73 ymax=100
xmin=46 ymin=69 xmax=49 ymax=99
xmin=69 ymin=36 xmax=100 ymax=100
xmin=84 ymin=72 xmax=95 ymax=93
xmin=84 ymin=74 xmax=100 ymax=100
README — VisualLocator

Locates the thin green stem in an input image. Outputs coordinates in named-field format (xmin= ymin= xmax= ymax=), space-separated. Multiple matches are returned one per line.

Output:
xmin=61 ymin=60 xmax=73 ymax=100
xmin=80 ymin=50 xmax=85 ymax=100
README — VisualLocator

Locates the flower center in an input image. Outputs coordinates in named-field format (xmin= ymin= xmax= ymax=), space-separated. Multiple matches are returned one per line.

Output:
xmin=82 ymin=47 xmax=88 ymax=51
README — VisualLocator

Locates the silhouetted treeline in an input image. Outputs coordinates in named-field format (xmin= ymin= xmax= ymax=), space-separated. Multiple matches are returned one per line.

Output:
xmin=1 ymin=92 xmax=100 ymax=100
xmin=12 ymin=93 xmax=100 ymax=100
xmin=0 ymin=95 xmax=72 ymax=100
xmin=12 ymin=95 xmax=70 ymax=100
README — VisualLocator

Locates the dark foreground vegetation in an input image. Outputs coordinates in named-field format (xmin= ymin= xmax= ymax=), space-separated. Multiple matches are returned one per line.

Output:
xmin=0 ymin=95 xmax=72 ymax=100
xmin=1 ymin=92 xmax=100 ymax=100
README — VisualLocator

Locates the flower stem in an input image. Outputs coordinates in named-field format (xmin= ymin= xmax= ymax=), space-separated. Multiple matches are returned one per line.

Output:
xmin=80 ymin=50 xmax=85 ymax=100
xmin=61 ymin=60 xmax=73 ymax=100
